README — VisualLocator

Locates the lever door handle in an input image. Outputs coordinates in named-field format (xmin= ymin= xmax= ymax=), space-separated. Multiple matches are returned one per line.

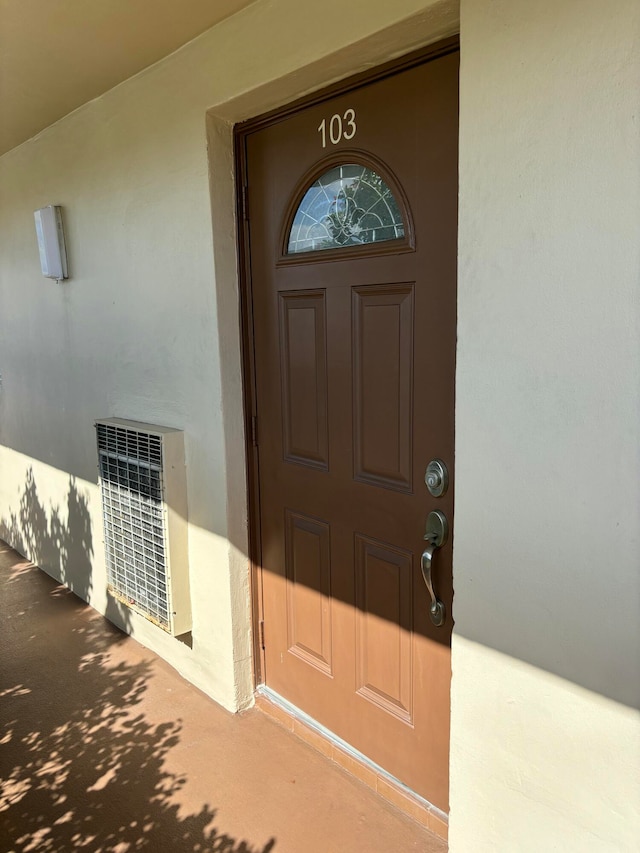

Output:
xmin=421 ymin=510 xmax=448 ymax=627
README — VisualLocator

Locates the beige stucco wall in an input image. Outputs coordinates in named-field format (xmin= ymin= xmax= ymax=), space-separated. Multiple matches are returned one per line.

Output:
xmin=451 ymin=0 xmax=640 ymax=849
xmin=0 ymin=0 xmax=458 ymax=711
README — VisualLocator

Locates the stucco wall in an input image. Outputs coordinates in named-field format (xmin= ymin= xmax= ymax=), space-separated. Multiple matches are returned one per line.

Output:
xmin=451 ymin=0 xmax=640 ymax=849
xmin=0 ymin=0 xmax=458 ymax=711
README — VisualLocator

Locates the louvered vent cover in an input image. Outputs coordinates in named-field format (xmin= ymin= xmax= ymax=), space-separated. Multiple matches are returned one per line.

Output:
xmin=96 ymin=418 xmax=190 ymax=635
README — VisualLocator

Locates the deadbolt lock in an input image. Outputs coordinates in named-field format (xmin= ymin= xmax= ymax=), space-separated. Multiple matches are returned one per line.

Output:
xmin=425 ymin=459 xmax=449 ymax=498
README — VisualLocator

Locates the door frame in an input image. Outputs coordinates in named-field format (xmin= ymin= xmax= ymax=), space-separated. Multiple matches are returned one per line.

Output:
xmin=234 ymin=34 xmax=460 ymax=690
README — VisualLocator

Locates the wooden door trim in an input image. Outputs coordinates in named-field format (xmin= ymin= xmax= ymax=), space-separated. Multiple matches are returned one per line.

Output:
xmin=236 ymin=35 xmax=459 ymax=138
xmin=234 ymin=35 xmax=460 ymax=690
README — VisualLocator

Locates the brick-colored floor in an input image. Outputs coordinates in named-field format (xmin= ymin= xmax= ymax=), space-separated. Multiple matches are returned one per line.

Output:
xmin=0 ymin=542 xmax=446 ymax=853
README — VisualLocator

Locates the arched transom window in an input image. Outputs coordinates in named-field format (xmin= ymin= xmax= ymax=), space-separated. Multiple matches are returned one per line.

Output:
xmin=286 ymin=163 xmax=406 ymax=255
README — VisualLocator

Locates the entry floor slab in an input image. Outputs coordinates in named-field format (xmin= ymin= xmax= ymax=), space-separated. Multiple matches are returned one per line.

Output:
xmin=0 ymin=543 xmax=446 ymax=853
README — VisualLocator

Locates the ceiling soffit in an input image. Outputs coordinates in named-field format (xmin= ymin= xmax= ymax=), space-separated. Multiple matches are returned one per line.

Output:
xmin=0 ymin=0 xmax=256 ymax=155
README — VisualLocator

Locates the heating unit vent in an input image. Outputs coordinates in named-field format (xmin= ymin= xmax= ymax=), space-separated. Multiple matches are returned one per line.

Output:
xmin=96 ymin=418 xmax=191 ymax=635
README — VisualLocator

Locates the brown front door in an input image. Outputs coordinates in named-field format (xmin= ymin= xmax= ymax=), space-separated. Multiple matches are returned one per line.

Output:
xmin=243 ymin=46 xmax=458 ymax=812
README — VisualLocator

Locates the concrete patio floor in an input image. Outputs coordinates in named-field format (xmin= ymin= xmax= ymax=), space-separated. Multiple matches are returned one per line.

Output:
xmin=0 ymin=541 xmax=447 ymax=853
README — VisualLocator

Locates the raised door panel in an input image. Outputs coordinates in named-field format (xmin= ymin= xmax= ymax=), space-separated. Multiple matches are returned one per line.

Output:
xmin=352 ymin=284 xmax=414 ymax=492
xmin=279 ymin=290 xmax=328 ymax=470
xmin=355 ymin=533 xmax=413 ymax=723
xmin=285 ymin=510 xmax=333 ymax=675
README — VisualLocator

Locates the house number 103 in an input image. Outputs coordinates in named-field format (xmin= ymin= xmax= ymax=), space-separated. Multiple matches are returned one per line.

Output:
xmin=318 ymin=109 xmax=357 ymax=147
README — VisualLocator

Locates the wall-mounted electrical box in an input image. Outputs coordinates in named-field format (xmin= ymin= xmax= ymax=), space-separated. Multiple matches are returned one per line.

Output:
xmin=34 ymin=205 xmax=68 ymax=281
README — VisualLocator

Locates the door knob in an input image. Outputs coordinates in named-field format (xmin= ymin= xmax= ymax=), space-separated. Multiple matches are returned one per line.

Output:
xmin=421 ymin=510 xmax=448 ymax=627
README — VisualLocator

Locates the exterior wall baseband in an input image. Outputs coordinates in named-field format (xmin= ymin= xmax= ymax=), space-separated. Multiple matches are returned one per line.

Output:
xmin=255 ymin=686 xmax=448 ymax=842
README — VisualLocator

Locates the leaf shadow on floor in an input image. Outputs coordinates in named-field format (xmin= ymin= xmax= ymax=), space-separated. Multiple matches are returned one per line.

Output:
xmin=0 ymin=542 xmax=276 ymax=853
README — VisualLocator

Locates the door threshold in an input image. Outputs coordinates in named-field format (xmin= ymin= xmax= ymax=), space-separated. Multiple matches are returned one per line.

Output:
xmin=255 ymin=686 xmax=448 ymax=843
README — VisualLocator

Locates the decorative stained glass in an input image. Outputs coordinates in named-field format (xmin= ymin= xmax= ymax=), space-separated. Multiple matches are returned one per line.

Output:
xmin=287 ymin=164 xmax=405 ymax=255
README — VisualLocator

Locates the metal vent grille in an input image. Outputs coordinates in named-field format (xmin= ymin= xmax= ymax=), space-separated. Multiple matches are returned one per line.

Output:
xmin=97 ymin=422 xmax=170 ymax=629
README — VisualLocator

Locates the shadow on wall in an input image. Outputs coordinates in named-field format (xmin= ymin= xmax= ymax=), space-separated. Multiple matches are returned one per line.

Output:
xmin=0 ymin=546 xmax=276 ymax=853
xmin=0 ymin=466 xmax=94 ymax=603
